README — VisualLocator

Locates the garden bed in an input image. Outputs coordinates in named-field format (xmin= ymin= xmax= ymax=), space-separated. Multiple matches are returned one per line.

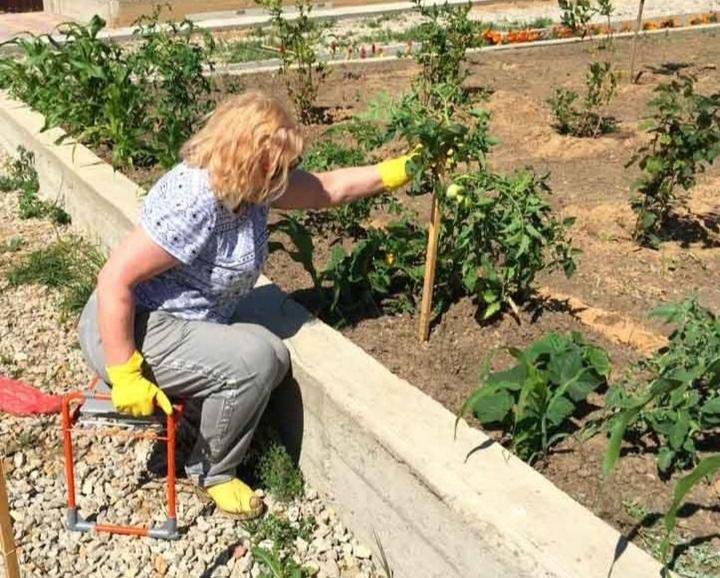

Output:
xmin=2 ymin=18 xmax=719 ymax=576
xmin=249 ymin=28 xmax=719 ymax=574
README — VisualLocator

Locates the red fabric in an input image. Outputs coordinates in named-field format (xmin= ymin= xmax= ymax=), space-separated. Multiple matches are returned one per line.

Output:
xmin=0 ymin=376 xmax=62 ymax=415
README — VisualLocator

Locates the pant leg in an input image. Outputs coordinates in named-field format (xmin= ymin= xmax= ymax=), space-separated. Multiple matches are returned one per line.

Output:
xmin=78 ymin=291 xmax=290 ymax=488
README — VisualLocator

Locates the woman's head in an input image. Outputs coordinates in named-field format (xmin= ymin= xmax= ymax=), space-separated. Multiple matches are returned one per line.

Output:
xmin=181 ymin=91 xmax=303 ymax=209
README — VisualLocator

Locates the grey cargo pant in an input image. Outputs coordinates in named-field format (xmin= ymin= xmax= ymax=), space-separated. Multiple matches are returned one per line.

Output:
xmin=78 ymin=291 xmax=290 ymax=488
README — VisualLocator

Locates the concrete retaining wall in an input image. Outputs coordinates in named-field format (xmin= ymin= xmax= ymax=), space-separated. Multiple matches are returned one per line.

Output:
xmin=0 ymin=89 xmax=668 ymax=578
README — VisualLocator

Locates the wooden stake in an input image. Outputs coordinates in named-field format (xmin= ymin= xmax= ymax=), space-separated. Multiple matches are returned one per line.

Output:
xmin=0 ymin=459 xmax=21 ymax=578
xmin=629 ymin=0 xmax=646 ymax=82
xmin=418 ymin=192 xmax=442 ymax=342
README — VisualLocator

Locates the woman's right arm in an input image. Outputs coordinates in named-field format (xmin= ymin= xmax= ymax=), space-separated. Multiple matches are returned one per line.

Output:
xmin=97 ymin=226 xmax=181 ymax=366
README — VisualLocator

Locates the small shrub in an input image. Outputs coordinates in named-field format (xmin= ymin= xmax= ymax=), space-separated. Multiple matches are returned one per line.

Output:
xmin=628 ymin=75 xmax=720 ymax=248
xmin=458 ymin=332 xmax=611 ymax=463
xmin=256 ymin=441 xmax=304 ymax=502
xmin=256 ymin=0 xmax=327 ymax=123
xmin=557 ymin=0 xmax=597 ymax=38
xmin=438 ymin=169 xmax=577 ymax=319
xmin=604 ymin=296 xmax=720 ymax=477
xmin=0 ymin=148 xmax=70 ymax=224
xmin=548 ymin=61 xmax=618 ymax=137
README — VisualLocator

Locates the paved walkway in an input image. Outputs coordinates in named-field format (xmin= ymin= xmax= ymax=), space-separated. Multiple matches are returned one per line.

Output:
xmin=0 ymin=11 xmax=67 ymax=42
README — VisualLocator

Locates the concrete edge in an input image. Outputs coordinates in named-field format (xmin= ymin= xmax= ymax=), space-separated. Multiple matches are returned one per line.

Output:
xmin=0 ymin=89 xmax=668 ymax=578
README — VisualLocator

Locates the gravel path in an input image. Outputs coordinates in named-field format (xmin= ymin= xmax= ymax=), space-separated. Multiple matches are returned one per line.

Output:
xmin=0 ymin=154 xmax=381 ymax=578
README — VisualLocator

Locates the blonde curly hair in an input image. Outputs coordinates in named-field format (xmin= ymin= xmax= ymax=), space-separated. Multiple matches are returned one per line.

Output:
xmin=181 ymin=91 xmax=304 ymax=209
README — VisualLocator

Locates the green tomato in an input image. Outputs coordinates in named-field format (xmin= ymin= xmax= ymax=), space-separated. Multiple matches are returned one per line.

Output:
xmin=446 ymin=183 xmax=465 ymax=201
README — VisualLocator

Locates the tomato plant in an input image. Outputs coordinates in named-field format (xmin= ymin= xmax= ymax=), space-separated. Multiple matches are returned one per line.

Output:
xmin=604 ymin=296 xmax=720 ymax=477
xmin=438 ymin=169 xmax=577 ymax=319
xmin=457 ymin=332 xmax=611 ymax=464
xmin=628 ymin=76 xmax=720 ymax=248
xmin=257 ymin=0 xmax=328 ymax=123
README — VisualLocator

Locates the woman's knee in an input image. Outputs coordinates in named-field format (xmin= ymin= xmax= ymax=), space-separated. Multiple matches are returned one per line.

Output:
xmin=233 ymin=324 xmax=290 ymax=390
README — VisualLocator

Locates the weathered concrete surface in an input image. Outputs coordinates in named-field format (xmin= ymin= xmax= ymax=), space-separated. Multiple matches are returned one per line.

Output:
xmin=0 ymin=89 xmax=669 ymax=578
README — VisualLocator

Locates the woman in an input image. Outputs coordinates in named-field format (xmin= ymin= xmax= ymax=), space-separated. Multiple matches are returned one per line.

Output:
xmin=78 ymin=91 xmax=414 ymax=520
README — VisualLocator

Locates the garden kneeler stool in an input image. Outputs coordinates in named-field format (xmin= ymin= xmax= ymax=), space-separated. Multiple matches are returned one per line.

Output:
xmin=61 ymin=376 xmax=184 ymax=539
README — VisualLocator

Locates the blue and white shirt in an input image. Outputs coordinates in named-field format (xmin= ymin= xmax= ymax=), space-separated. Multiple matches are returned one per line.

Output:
xmin=134 ymin=162 xmax=269 ymax=323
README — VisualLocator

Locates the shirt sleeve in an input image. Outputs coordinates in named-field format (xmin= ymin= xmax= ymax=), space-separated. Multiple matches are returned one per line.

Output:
xmin=139 ymin=169 xmax=217 ymax=265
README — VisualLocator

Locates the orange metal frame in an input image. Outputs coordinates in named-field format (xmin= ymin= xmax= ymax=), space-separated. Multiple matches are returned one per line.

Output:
xmin=61 ymin=378 xmax=184 ymax=540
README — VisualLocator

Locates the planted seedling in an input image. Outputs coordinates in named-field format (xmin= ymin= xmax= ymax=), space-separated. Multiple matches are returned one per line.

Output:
xmin=604 ymin=296 xmax=720 ymax=477
xmin=628 ymin=75 xmax=720 ymax=248
xmin=256 ymin=0 xmax=327 ymax=123
xmin=457 ymin=332 xmax=611 ymax=463
xmin=548 ymin=61 xmax=618 ymax=137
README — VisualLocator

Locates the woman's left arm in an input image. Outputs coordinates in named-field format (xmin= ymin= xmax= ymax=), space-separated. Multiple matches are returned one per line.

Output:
xmin=272 ymin=151 xmax=416 ymax=210
xmin=272 ymin=166 xmax=384 ymax=210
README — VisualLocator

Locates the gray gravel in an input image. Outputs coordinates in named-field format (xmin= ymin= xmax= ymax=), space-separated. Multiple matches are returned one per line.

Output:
xmin=0 ymin=153 xmax=382 ymax=578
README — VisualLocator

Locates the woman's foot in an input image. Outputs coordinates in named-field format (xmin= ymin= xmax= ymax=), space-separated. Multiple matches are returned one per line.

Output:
xmin=204 ymin=478 xmax=265 ymax=520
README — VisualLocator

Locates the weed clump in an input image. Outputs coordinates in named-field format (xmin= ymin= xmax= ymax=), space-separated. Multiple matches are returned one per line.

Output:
xmin=256 ymin=441 xmax=304 ymax=503
xmin=6 ymin=238 xmax=104 ymax=319
xmin=0 ymin=148 xmax=70 ymax=224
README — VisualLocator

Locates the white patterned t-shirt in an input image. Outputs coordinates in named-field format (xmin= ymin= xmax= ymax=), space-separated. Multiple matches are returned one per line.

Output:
xmin=134 ymin=162 xmax=269 ymax=323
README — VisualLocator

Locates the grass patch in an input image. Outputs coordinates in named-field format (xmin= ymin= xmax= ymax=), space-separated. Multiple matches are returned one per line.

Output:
xmin=6 ymin=237 xmax=104 ymax=319
xmin=0 ymin=147 xmax=70 ymax=225
xmin=0 ymin=236 xmax=25 ymax=254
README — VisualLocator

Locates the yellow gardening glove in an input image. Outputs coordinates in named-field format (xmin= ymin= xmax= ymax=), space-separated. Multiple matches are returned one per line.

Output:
xmin=206 ymin=479 xmax=264 ymax=519
xmin=377 ymin=147 xmax=421 ymax=191
xmin=106 ymin=351 xmax=172 ymax=417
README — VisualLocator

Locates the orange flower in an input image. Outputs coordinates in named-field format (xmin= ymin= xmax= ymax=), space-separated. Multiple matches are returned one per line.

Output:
xmin=482 ymin=29 xmax=503 ymax=45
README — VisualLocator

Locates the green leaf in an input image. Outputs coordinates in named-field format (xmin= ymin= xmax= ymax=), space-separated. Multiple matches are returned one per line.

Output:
xmin=668 ymin=413 xmax=690 ymax=450
xmin=486 ymin=364 xmax=527 ymax=391
xmin=470 ymin=389 xmax=514 ymax=425
xmin=661 ymin=455 xmax=720 ymax=562
xmin=483 ymin=301 xmax=502 ymax=320
xmin=657 ymin=447 xmax=675 ymax=473
xmin=546 ymin=395 xmax=576 ymax=427
xmin=701 ymin=397 xmax=720 ymax=425
xmin=603 ymin=408 xmax=640 ymax=477
xmin=585 ymin=345 xmax=611 ymax=377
